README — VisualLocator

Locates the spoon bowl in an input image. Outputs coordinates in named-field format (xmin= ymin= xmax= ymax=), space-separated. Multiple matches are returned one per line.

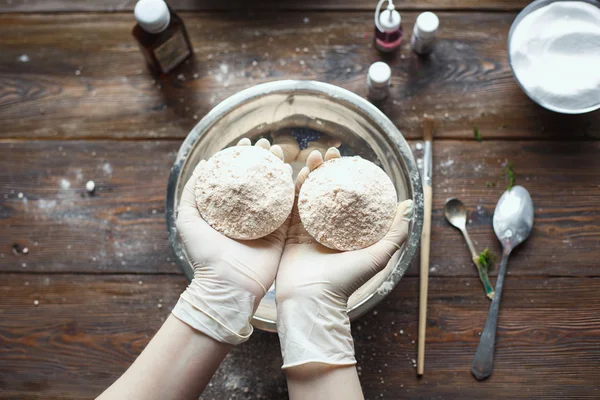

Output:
xmin=444 ymin=197 xmax=468 ymax=230
xmin=493 ymin=186 xmax=534 ymax=250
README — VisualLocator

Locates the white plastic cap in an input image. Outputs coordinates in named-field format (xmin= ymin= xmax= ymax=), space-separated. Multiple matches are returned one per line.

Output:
xmin=135 ymin=0 xmax=170 ymax=33
xmin=379 ymin=8 xmax=401 ymax=32
xmin=414 ymin=12 xmax=439 ymax=39
xmin=368 ymin=62 xmax=392 ymax=88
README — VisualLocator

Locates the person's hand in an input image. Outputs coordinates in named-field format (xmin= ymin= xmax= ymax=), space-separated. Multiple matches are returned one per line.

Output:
xmin=172 ymin=138 xmax=289 ymax=345
xmin=275 ymin=148 xmax=414 ymax=368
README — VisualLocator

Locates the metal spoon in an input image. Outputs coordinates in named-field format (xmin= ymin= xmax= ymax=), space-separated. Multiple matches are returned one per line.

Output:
xmin=444 ymin=198 xmax=495 ymax=299
xmin=471 ymin=186 xmax=534 ymax=380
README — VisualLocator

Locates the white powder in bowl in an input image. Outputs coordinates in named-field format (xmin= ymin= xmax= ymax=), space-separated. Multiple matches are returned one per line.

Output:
xmin=195 ymin=146 xmax=294 ymax=240
xmin=298 ymin=157 xmax=398 ymax=251
xmin=509 ymin=1 xmax=600 ymax=113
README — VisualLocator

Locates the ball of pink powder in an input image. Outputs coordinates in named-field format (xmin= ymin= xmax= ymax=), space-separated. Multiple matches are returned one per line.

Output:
xmin=298 ymin=157 xmax=398 ymax=251
xmin=195 ymin=146 xmax=294 ymax=240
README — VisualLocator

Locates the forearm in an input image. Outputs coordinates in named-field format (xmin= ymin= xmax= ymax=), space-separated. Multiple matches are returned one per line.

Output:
xmin=286 ymin=364 xmax=364 ymax=400
xmin=97 ymin=314 xmax=231 ymax=400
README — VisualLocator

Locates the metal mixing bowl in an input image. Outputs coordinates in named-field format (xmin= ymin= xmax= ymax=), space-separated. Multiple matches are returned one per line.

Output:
xmin=508 ymin=0 xmax=600 ymax=114
xmin=166 ymin=80 xmax=423 ymax=332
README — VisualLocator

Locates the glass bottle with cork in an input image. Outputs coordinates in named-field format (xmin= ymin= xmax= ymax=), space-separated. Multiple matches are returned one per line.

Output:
xmin=374 ymin=0 xmax=403 ymax=53
xmin=133 ymin=0 xmax=192 ymax=75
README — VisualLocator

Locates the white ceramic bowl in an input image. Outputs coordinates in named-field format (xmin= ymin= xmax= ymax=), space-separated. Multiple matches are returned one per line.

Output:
xmin=508 ymin=0 xmax=600 ymax=114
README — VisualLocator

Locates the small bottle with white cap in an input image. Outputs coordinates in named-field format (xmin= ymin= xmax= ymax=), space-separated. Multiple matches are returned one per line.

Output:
xmin=133 ymin=0 xmax=192 ymax=75
xmin=410 ymin=12 xmax=440 ymax=55
xmin=367 ymin=61 xmax=392 ymax=102
xmin=374 ymin=0 xmax=403 ymax=53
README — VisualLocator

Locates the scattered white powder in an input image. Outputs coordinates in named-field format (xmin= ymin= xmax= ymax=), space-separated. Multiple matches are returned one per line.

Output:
xmin=440 ymin=159 xmax=454 ymax=168
xmin=38 ymin=199 xmax=57 ymax=209
xmin=195 ymin=146 xmax=294 ymax=240
xmin=60 ymin=179 xmax=71 ymax=190
xmin=298 ymin=157 xmax=398 ymax=251
xmin=509 ymin=1 xmax=600 ymax=112
xmin=18 ymin=54 xmax=30 ymax=62
xmin=102 ymin=163 xmax=113 ymax=175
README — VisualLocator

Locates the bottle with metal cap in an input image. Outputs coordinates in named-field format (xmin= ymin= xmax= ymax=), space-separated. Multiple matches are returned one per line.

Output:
xmin=367 ymin=61 xmax=392 ymax=101
xmin=410 ymin=12 xmax=440 ymax=55
xmin=132 ymin=0 xmax=192 ymax=75
xmin=374 ymin=0 xmax=403 ymax=53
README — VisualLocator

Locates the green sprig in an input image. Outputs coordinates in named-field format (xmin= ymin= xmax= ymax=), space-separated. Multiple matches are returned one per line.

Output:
xmin=477 ymin=248 xmax=496 ymax=272
xmin=503 ymin=161 xmax=515 ymax=190
xmin=474 ymin=127 xmax=482 ymax=142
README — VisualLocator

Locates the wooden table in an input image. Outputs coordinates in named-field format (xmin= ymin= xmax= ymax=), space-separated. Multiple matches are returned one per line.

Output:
xmin=1 ymin=1 xmax=599 ymax=398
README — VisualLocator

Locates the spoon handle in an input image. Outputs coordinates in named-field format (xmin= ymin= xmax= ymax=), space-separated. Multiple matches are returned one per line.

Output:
xmin=471 ymin=250 xmax=510 ymax=380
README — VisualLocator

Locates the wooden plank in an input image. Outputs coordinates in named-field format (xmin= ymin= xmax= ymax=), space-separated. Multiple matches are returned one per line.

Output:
xmin=1 ymin=140 xmax=599 ymax=277
xmin=0 ymin=0 xmax=529 ymax=13
xmin=0 ymin=141 xmax=180 ymax=274
xmin=1 ymin=12 xmax=598 ymax=140
xmin=1 ymin=274 xmax=599 ymax=399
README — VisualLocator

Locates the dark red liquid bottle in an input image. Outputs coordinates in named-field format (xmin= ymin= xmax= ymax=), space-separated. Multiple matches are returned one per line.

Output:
xmin=374 ymin=0 xmax=403 ymax=53
xmin=133 ymin=0 xmax=192 ymax=75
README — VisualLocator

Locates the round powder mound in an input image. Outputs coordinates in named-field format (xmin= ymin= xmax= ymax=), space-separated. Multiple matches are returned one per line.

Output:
xmin=298 ymin=157 xmax=398 ymax=251
xmin=195 ymin=146 xmax=294 ymax=240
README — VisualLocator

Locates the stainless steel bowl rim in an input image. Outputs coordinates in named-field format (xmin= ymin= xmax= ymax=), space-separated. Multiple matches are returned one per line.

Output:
xmin=507 ymin=0 xmax=600 ymax=114
xmin=166 ymin=79 xmax=423 ymax=332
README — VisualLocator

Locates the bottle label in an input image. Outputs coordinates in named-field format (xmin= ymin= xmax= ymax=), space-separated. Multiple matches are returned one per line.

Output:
xmin=154 ymin=30 xmax=190 ymax=73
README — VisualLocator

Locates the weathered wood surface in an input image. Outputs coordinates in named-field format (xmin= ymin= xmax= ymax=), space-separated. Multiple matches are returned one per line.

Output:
xmin=1 ymin=274 xmax=599 ymax=399
xmin=1 ymin=3 xmax=600 ymax=399
xmin=0 ymin=0 xmax=530 ymax=13
xmin=2 ymin=12 xmax=599 ymax=140
xmin=1 ymin=140 xmax=598 ymax=276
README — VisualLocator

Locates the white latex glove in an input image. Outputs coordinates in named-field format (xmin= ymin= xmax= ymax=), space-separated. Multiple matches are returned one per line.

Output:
xmin=276 ymin=148 xmax=414 ymax=368
xmin=173 ymin=138 xmax=289 ymax=345
xmin=272 ymin=129 xmax=301 ymax=163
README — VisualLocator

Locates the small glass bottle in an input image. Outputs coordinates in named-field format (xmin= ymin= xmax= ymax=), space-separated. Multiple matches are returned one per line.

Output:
xmin=367 ymin=61 xmax=392 ymax=101
xmin=410 ymin=12 xmax=439 ymax=56
xmin=133 ymin=0 xmax=193 ymax=75
xmin=374 ymin=0 xmax=403 ymax=53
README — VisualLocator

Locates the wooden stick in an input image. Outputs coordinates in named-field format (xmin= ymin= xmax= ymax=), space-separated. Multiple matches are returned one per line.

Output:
xmin=418 ymin=118 xmax=434 ymax=376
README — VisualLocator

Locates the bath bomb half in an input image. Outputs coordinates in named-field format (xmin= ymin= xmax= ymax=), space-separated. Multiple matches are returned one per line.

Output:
xmin=298 ymin=156 xmax=398 ymax=251
xmin=195 ymin=146 xmax=294 ymax=240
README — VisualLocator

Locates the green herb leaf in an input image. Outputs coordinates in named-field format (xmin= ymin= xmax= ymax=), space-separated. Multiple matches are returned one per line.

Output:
xmin=485 ymin=181 xmax=496 ymax=188
xmin=474 ymin=127 xmax=482 ymax=142
xmin=478 ymin=248 xmax=496 ymax=272
xmin=503 ymin=161 xmax=515 ymax=190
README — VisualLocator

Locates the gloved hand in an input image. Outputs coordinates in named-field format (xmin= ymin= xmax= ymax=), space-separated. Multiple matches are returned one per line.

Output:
xmin=172 ymin=138 xmax=289 ymax=345
xmin=272 ymin=130 xmax=342 ymax=178
xmin=276 ymin=148 xmax=414 ymax=368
